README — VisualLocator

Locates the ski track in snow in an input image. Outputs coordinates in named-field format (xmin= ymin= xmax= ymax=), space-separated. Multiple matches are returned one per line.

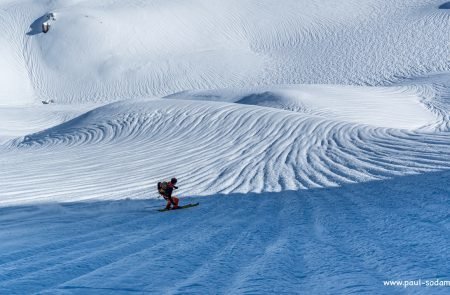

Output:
xmin=0 ymin=171 xmax=449 ymax=294
xmin=0 ymin=0 xmax=449 ymax=293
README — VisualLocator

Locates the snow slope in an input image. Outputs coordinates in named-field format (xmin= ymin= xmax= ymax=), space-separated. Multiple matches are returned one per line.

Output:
xmin=167 ymin=85 xmax=438 ymax=129
xmin=0 ymin=171 xmax=449 ymax=294
xmin=0 ymin=0 xmax=449 ymax=294
xmin=0 ymin=104 xmax=97 ymax=144
xmin=1 ymin=96 xmax=449 ymax=206
xmin=0 ymin=0 xmax=448 ymax=103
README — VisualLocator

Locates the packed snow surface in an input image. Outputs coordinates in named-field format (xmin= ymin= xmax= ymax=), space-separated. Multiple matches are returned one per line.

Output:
xmin=0 ymin=0 xmax=449 ymax=294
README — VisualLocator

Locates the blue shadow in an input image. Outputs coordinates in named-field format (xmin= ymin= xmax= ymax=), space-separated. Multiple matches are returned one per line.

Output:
xmin=0 ymin=170 xmax=449 ymax=293
xmin=439 ymin=2 xmax=450 ymax=9
xmin=26 ymin=15 xmax=48 ymax=36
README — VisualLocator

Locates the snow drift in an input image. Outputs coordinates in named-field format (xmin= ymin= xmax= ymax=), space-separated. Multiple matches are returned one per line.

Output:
xmin=0 ymin=0 xmax=449 ymax=294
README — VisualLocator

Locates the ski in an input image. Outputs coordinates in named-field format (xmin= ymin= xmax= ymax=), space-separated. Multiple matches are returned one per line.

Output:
xmin=158 ymin=202 xmax=199 ymax=212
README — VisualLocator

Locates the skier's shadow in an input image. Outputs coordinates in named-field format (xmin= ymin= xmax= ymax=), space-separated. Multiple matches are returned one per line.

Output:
xmin=27 ymin=15 xmax=48 ymax=36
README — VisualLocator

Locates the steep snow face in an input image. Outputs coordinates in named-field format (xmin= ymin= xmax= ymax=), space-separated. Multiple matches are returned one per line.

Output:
xmin=1 ymin=98 xmax=448 ymax=206
xmin=0 ymin=0 xmax=448 ymax=102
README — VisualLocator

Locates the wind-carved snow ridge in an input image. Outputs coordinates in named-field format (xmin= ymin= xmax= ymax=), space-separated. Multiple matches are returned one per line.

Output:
xmin=166 ymin=85 xmax=441 ymax=130
xmin=2 ymin=95 xmax=448 ymax=205
xmin=390 ymin=73 xmax=450 ymax=132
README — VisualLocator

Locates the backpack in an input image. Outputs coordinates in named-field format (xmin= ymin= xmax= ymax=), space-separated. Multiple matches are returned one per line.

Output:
xmin=157 ymin=181 xmax=168 ymax=194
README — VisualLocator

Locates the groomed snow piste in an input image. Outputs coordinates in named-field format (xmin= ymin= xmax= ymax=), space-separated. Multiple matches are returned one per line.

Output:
xmin=0 ymin=0 xmax=449 ymax=294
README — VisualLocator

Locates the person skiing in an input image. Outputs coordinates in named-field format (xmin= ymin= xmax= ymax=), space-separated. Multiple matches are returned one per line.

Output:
xmin=157 ymin=178 xmax=179 ymax=210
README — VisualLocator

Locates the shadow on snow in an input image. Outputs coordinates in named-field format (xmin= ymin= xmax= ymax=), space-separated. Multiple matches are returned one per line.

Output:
xmin=439 ymin=2 xmax=450 ymax=9
xmin=26 ymin=15 xmax=49 ymax=36
xmin=0 ymin=170 xmax=449 ymax=294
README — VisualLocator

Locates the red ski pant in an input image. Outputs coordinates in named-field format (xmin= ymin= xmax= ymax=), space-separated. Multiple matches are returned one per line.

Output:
xmin=166 ymin=196 xmax=179 ymax=209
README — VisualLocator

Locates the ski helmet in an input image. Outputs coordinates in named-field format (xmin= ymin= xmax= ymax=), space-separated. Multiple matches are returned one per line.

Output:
xmin=171 ymin=177 xmax=177 ymax=184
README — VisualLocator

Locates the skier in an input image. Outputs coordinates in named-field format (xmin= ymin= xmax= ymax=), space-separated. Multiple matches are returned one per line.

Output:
xmin=158 ymin=178 xmax=179 ymax=210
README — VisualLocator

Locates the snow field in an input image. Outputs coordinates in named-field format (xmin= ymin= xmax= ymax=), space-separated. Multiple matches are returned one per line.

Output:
xmin=0 ymin=0 xmax=449 ymax=293
xmin=0 ymin=170 xmax=449 ymax=294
